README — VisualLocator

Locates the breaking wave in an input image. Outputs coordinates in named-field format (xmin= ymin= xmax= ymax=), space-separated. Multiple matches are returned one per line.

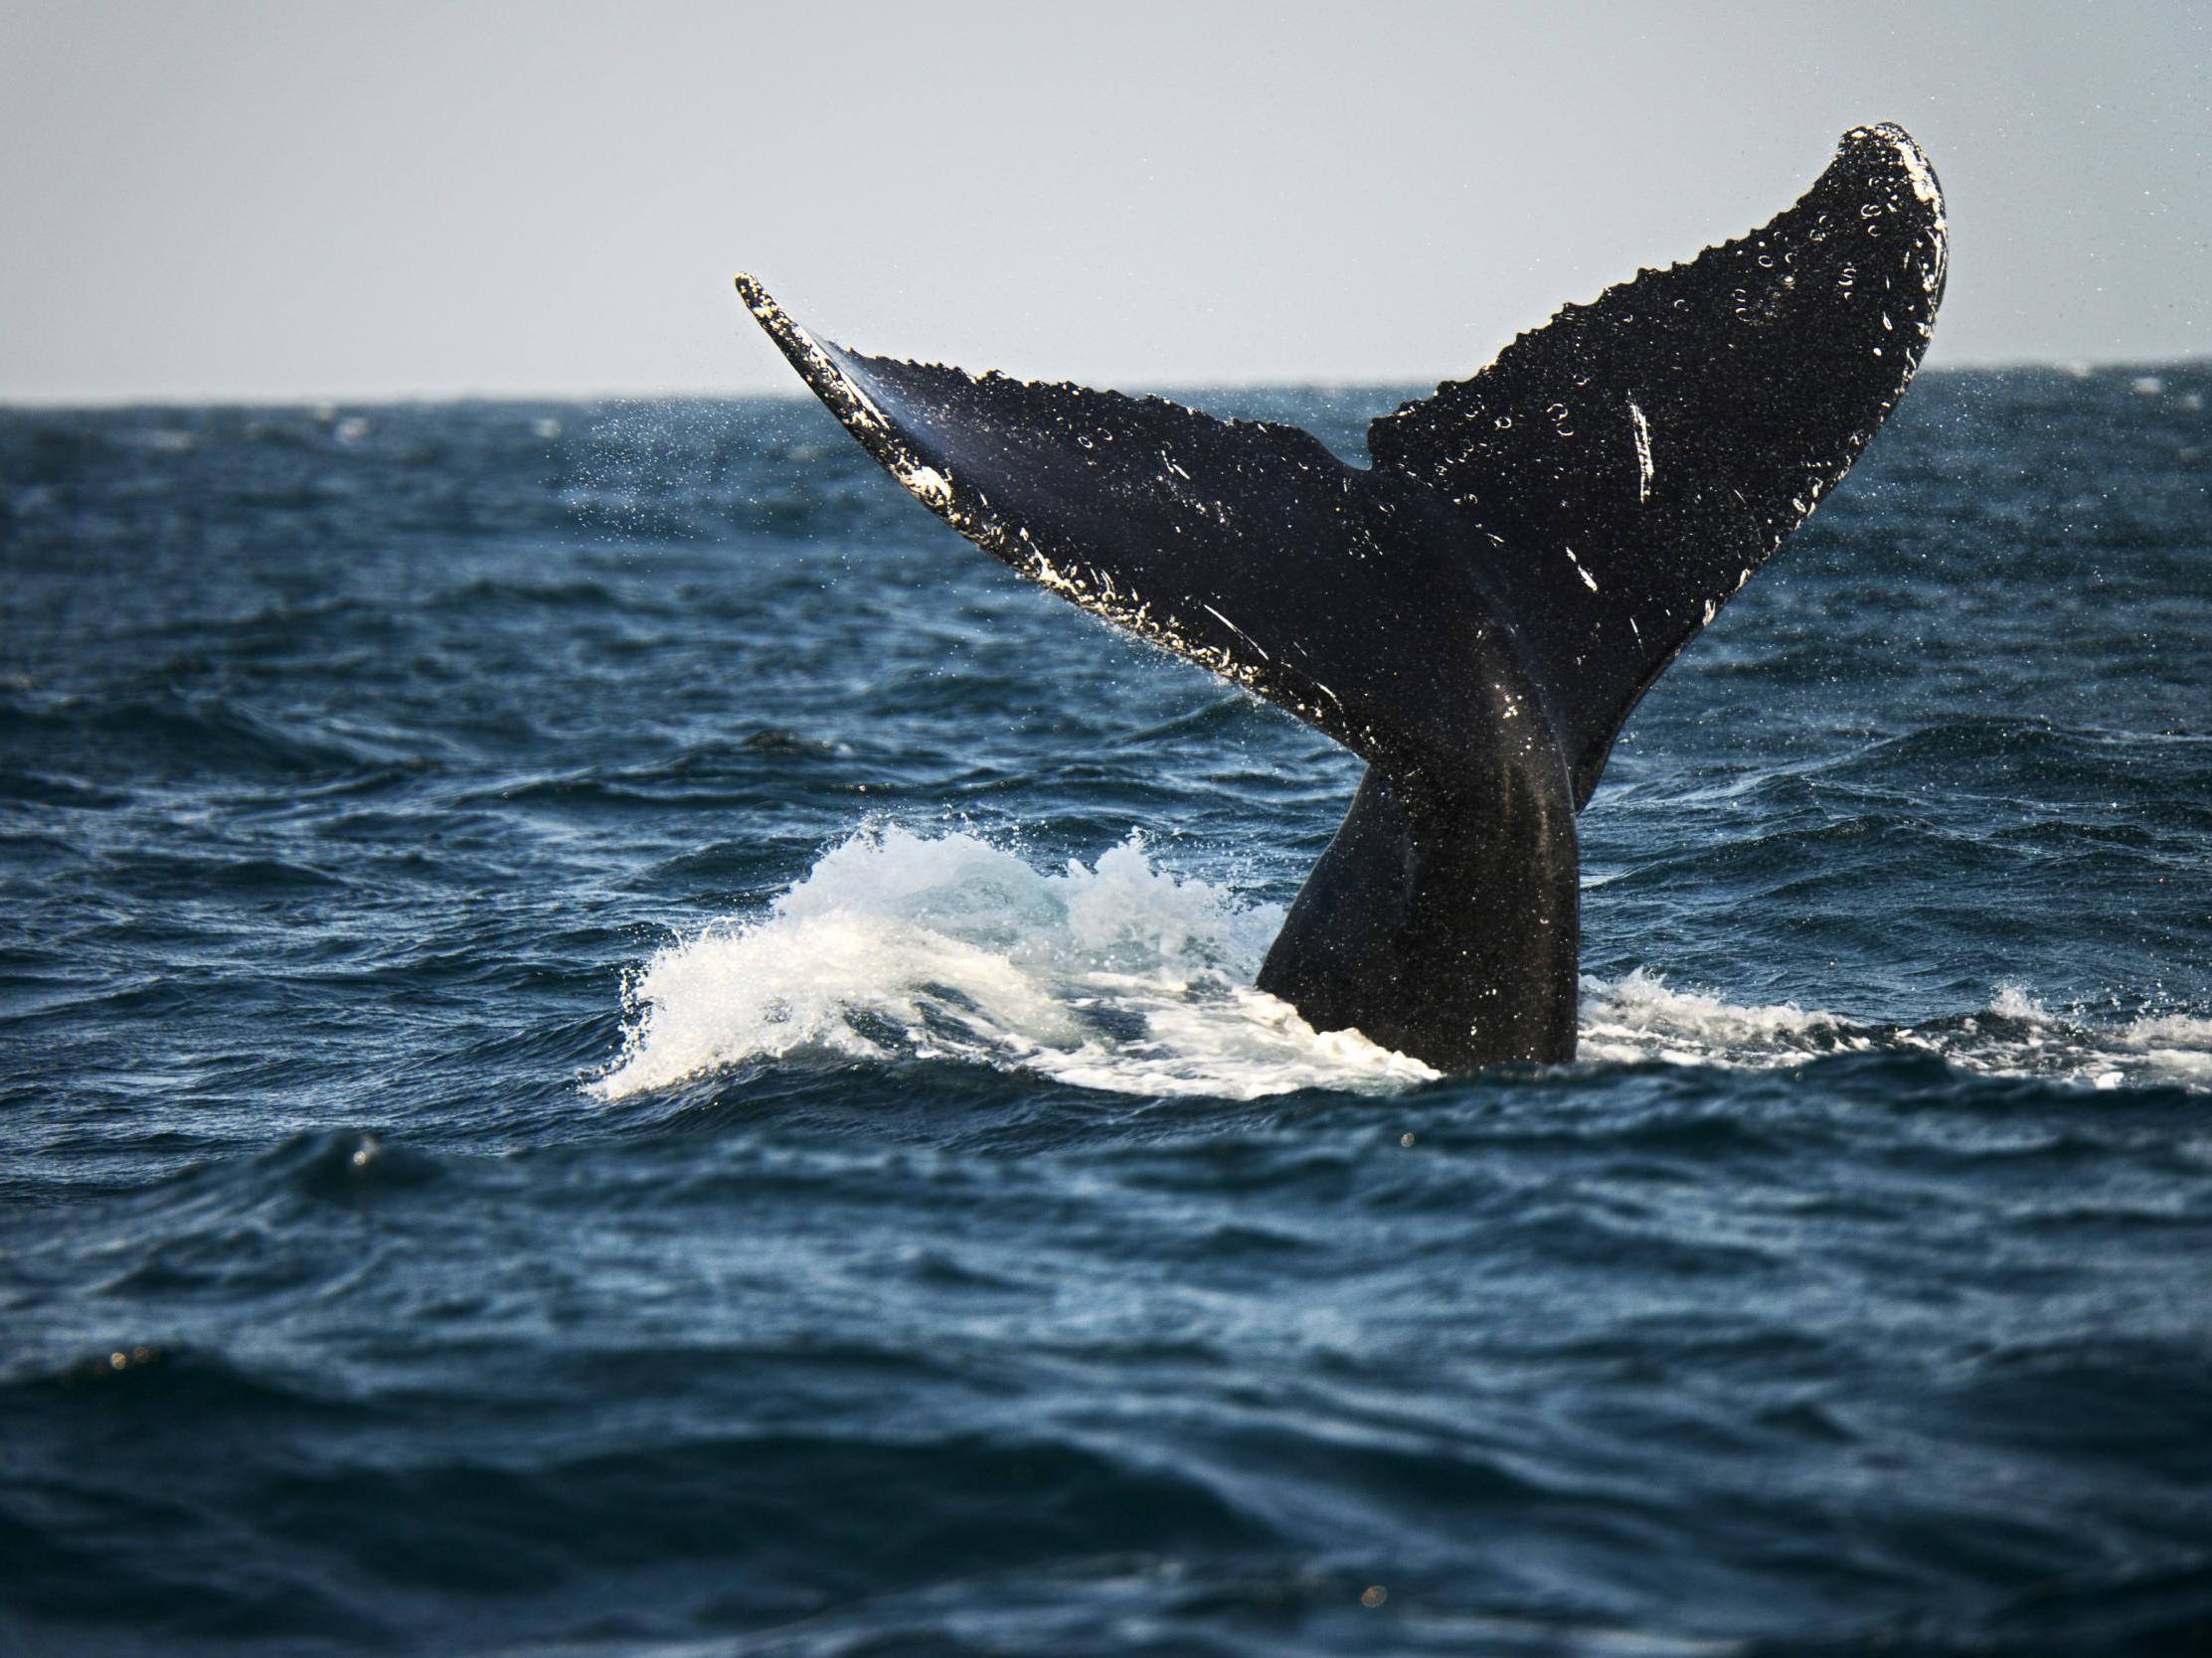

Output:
xmin=597 ymin=830 xmax=2212 ymax=1100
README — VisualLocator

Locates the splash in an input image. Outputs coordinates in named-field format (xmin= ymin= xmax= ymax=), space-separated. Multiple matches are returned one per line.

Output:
xmin=597 ymin=831 xmax=2212 ymax=1100
xmin=594 ymin=829 xmax=1436 ymax=1100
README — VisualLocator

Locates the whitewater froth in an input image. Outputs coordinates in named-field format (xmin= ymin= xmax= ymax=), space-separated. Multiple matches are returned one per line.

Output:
xmin=1583 ymin=972 xmax=2212 ymax=1089
xmin=595 ymin=828 xmax=1437 ymax=1100
xmin=598 ymin=831 xmax=2212 ymax=1100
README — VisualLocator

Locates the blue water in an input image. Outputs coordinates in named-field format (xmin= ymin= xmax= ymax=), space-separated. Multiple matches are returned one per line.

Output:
xmin=3 ymin=371 xmax=2209 ymax=1656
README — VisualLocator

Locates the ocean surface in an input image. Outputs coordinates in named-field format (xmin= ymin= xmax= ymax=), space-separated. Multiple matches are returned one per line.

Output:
xmin=3 ymin=368 xmax=2209 ymax=1656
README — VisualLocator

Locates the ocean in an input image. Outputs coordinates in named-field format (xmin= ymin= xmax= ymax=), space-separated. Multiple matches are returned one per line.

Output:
xmin=2 ymin=369 xmax=2208 ymax=1655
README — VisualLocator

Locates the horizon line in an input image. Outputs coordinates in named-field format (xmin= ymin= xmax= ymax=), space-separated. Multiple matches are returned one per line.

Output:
xmin=2 ymin=355 xmax=2206 ymax=414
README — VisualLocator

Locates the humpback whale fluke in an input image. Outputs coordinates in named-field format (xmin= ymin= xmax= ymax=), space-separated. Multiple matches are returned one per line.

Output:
xmin=736 ymin=124 xmax=1948 ymax=1071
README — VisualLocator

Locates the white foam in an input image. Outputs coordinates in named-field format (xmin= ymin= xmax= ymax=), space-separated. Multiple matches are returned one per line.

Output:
xmin=1583 ymin=970 xmax=2212 ymax=1090
xmin=595 ymin=831 xmax=2212 ymax=1100
xmin=1988 ymin=983 xmax=2053 ymax=1021
xmin=2115 ymin=1012 xmax=2212 ymax=1083
xmin=594 ymin=829 xmax=1434 ymax=1100
xmin=1577 ymin=969 xmax=1841 ymax=1068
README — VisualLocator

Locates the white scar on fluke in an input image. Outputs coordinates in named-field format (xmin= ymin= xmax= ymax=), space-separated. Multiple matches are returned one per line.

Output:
xmin=1627 ymin=400 xmax=1654 ymax=502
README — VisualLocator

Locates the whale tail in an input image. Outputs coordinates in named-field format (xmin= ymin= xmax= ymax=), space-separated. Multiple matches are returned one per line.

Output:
xmin=736 ymin=124 xmax=1947 ymax=1069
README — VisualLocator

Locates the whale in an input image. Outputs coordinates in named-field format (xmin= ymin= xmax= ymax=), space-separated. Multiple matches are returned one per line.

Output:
xmin=735 ymin=124 xmax=1948 ymax=1071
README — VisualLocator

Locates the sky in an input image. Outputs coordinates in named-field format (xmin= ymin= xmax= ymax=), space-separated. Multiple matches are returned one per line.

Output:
xmin=1 ymin=0 xmax=2206 ymax=404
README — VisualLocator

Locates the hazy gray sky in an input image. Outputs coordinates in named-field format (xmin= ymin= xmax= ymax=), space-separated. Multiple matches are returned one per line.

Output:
xmin=2 ymin=0 xmax=2205 ymax=403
